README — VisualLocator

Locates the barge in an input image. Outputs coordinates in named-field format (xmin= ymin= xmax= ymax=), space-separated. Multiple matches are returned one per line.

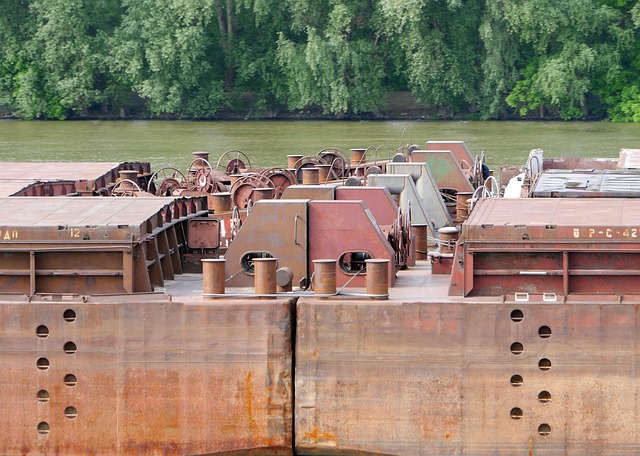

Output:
xmin=1 ymin=144 xmax=639 ymax=455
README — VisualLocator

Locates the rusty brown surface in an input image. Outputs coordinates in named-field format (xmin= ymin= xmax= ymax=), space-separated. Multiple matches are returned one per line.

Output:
xmin=453 ymin=198 xmax=640 ymax=296
xmin=0 ymin=295 xmax=293 ymax=455
xmin=308 ymin=200 xmax=395 ymax=288
xmin=0 ymin=162 xmax=150 ymax=197
xmin=224 ymin=200 xmax=308 ymax=288
xmin=0 ymin=197 xmax=206 ymax=295
xmin=296 ymin=296 xmax=640 ymax=455
xmin=335 ymin=187 xmax=398 ymax=228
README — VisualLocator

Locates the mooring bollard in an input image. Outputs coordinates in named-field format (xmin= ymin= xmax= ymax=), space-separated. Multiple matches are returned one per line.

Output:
xmin=411 ymin=224 xmax=429 ymax=260
xmin=202 ymin=258 xmax=226 ymax=296
xmin=365 ymin=258 xmax=389 ymax=298
xmin=302 ymin=167 xmax=320 ymax=185
xmin=438 ymin=227 xmax=460 ymax=254
xmin=253 ymin=257 xmax=277 ymax=296
xmin=313 ymin=259 xmax=337 ymax=296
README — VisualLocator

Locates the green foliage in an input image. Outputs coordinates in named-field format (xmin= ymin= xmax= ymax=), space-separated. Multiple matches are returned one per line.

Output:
xmin=379 ymin=0 xmax=481 ymax=112
xmin=1 ymin=0 xmax=640 ymax=119
xmin=277 ymin=0 xmax=385 ymax=115
xmin=108 ymin=0 xmax=225 ymax=116
xmin=607 ymin=85 xmax=640 ymax=121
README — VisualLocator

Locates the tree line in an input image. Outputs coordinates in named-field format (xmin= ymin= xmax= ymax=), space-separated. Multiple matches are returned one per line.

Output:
xmin=1 ymin=0 xmax=640 ymax=120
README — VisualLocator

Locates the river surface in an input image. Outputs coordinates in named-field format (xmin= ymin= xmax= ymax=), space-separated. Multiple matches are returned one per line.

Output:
xmin=0 ymin=120 xmax=639 ymax=172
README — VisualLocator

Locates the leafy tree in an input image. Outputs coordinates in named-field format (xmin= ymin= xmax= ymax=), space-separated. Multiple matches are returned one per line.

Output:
xmin=276 ymin=0 xmax=385 ymax=115
xmin=378 ymin=0 xmax=482 ymax=114
xmin=108 ymin=0 xmax=226 ymax=117
xmin=498 ymin=0 xmax=624 ymax=119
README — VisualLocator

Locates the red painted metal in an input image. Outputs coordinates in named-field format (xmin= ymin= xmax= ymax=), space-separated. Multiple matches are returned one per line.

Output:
xmin=451 ymin=198 xmax=640 ymax=296
xmin=308 ymin=200 xmax=395 ymax=287
xmin=0 ymin=196 xmax=205 ymax=295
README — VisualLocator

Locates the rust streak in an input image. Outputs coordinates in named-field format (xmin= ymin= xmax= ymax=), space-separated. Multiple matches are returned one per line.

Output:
xmin=245 ymin=371 xmax=259 ymax=436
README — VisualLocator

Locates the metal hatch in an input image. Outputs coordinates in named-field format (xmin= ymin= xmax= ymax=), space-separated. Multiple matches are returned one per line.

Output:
xmin=450 ymin=198 xmax=640 ymax=296
xmin=0 ymin=196 xmax=206 ymax=295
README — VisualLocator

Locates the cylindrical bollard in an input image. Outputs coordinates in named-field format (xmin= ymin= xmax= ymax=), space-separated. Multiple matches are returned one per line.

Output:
xmin=438 ymin=227 xmax=460 ymax=254
xmin=276 ymin=267 xmax=294 ymax=292
xmin=302 ymin=167 xmax=320 ymax=185
xmin=316 ymin=164 xmax=332 ymax=183
xmin=350 ymin=148 xmax=366 ymax=167
xmin=313 ymin=259 xmax=337 ymax=295
xmin=456 ymin=192 xmax=473 ymax=223
xmin=411 ymin=224 xmax=429 ymax=260
xmin=202 ymin=258 xmax=226 ymax=296
xmin=208 ymin=192 xmax=232 ymax=212
xmin=253 ymin=257 xmax=277 ymax=296
xmin=117 ymin=170 xmax=139 ymax=194
xmin=251 ymin=187 xmax=274 ymax=202
xmin=365 ymin=259 xmax=389 ymax=298
xmin=192 ymin=151 xmax=210 ymax=162
xmin=228 ymin=174 xmax=242 ymax=186
xmin=287 ymin=155 xmax=303 ymax=169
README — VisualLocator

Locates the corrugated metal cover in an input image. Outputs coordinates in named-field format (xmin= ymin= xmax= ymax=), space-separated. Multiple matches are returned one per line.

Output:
xmin=532 ymin=170 xmax=640 ymax=197
xmin=619 ymin=148 xmax=640 ymax=169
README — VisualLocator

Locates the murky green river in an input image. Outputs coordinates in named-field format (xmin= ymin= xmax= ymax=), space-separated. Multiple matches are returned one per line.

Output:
xmin=0 ymin=120 xmax=639 ymax=172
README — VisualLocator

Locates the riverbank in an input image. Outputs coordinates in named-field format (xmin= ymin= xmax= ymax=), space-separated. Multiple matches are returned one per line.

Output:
xmin=0 ymin=91 xmax=473 ymax=121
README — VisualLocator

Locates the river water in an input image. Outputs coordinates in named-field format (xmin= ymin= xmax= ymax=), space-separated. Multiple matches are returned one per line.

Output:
xmin=0 ymin=120 xmax=639 ymax=172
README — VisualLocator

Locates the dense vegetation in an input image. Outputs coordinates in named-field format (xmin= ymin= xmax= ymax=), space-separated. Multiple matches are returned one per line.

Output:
xmin=1 ymin=0 xmax=640 ymax=120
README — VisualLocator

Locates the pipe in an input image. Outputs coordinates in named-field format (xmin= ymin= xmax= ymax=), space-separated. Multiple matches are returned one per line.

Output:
xmin=276 ymin=267 xmax=294 ymax=292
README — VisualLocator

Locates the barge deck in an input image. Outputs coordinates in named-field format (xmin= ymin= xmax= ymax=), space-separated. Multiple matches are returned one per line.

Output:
xmin=1 ymin=145 xmax=640 ymax=455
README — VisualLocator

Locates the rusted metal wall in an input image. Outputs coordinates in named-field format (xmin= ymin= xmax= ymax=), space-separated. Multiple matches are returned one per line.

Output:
xmin=0 ymin=295 xmax=294 ymax=455
xmin=295 ymin=297 xmax=640 ymax=455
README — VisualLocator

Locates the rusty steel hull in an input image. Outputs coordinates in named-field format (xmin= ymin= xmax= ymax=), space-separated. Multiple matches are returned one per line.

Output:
xmin=0 ymin=295 xmax=293 ymax=455
xmin=295 ymin=296 xmax=640 ymax=455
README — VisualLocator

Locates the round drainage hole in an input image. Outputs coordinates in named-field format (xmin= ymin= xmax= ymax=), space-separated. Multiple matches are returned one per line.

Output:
xmin=538 ymin=358 xmax=552 ymax=371
xmin=36 ymin=325 xmax=49 ymax=338
xmin=36 ymin=422 xmax=50 ymax=434
xmin=37 ymin=390 xmax=50 ymax=402
xmin=63 ymin=309 xmax=76 ymax=322
xmin=64 ymin=374 xmax=77 ymax=387
xmin=64 ymin=406 xmax=78 ymax=419
xmin=538 ymin=325 xmax=552 ymax=339
xmin=63 ymin=341 xmax=77 ymax=354
xmin=510 ymin=374 xmax=523 ymax=387
xmin=510 ymin=407 xmax=523 ymax=420
xmin=36 ymin=357 xmax=50 ymax=370
xmin=538 ymin=391 xmax=552 ymax=403
xmin=538 ymin=423 xmax=551 ymax=436
xmin=510 ymin=342 xmax=524 ymax=355
xmin=510 ymin=309 xmax=524 ymax=322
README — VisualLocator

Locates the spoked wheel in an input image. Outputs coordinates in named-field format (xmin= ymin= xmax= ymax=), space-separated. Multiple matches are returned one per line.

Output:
xmin=111 ymin=179 xmax=143 ymax=197
xmin=259 ymin=167 xmax=297 ymax=198
xmin=317 ymin=147 xmax=348 ymax=180
xmin=216 ymin=150 xmax=252 ymax=175
xmin=471 ymin=151 xmax=486 ymax=188
xmin=230 ymin=174 xmax=274 ymax=209
xmin=147 ymin=167 xmax=187 ymax=196
xmin=187 ymin=157 xmax=216 ymax=193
